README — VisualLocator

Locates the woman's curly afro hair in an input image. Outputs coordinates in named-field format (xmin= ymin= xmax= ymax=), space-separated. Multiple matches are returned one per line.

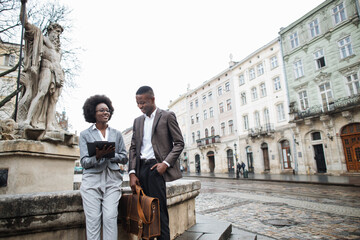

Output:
xmin=82 ymin=95 xmax=114 ymax=123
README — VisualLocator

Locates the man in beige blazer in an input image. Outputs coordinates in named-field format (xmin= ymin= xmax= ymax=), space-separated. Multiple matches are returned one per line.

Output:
xmin=129 ymin=86 xmax=184 ymax=240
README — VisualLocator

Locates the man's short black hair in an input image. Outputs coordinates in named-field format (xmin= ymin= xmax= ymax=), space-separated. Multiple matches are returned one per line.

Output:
xmin=136 ymin=86 xmax=154 ymax=96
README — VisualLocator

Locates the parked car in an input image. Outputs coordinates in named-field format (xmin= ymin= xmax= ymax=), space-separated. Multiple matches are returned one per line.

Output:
xmin=74 ymin=166 xmax=83 ymax=174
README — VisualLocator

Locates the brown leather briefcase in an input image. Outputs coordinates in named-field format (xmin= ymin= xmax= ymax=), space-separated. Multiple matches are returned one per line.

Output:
xmin=120 ymin=185 xmax=160 ymax=239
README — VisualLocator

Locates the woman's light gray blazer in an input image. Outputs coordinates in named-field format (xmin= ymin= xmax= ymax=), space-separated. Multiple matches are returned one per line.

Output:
xmin=79 ymin=125 xmax=128 ymax=174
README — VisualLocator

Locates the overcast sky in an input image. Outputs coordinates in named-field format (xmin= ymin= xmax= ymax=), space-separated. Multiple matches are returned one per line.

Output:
xmin=59 ymin=0 xmax=324 ymax=134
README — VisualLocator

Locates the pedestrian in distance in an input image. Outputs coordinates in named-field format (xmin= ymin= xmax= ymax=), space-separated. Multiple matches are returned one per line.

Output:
xmin=129 ymin=86 xmax=184 ymax=240
xmin=79 ymin=95 xmax=128 ymax=240
xmin=241 ymin=161 xmax=246 ymax=176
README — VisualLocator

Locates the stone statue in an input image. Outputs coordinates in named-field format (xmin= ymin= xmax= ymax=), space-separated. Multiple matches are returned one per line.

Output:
xmin=17 ymin=0 xmax=65 ymax=131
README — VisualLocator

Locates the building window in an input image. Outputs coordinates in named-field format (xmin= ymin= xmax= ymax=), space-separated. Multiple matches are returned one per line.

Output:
xmin=221 ymin=122 xmax=225 ymax=136
xmin=260 ymin=83 xmax=267 ymax=97
xmin=218 ymin=86 xmax=223 ymax=96
xmin=251 ymin=87 xmax=258 ymax=100
xmin=239 ymin=74 xmax=245 ymax=85
xmin=195 ymin=99 xmax=198 ymax=108
xmin=228 ymin=120 xmax=234 ymax=134
xmin=264 ymin=108 xmax=270 ymax=124
xmin=298 ymin=90 xmax=309 ymax=110
xmin=192 ymin=132 xmax=195 ymax=143
xmin=333 ymin=2 xmax=346 ymax=25
xmin=294 ymin=60 xmax=304 ymax=79
xmin=312 ymin=132 xmax=321 ymax=141
xmin=309 ymin=18 xmax=320 ymax=38
xmin=243 ymin=115 xmax=249 ymax=130
xmin=241 ymin=92 xmax=247 ymax=105
xmin=219 ymin=102 xmax=224 ymax=113
xmin=211 ymin=126 xmax=215 ymax=136
xmin=314 ymin=49 xmax=326 ymax=70
xmin=205 ymin=128 xmax=209 ymax=137
xmin=273 ymin=77 xmax=281 ymax=91
xmin=319 ymin=82 xmax=333 ymax=110
xmin=254 ymin=111 xmax=261 ymax=128
xmin=196 ymin=113 xmax=199 ymax=123
xmin=338 ymin=36 xmax=353 ymax=59
xmin=270 ymin=55 xmax=278 ymax=69
xmin=257 ymin=63 xmax=264 ymax=76
xmin=346 ymin=73 xmax=360 ymax=95
xmin=203 ymin=110 xmax=207 ymax=120
xmin=226 ymin=99 xmax=232 ymax=111
xmin=197 ymin=130 xmax=200 ymax=140
xmin=190 ymin=102 xmax=193 ymax=110
xmin=191 ymin=115 xmax=194 ymax=124
xmin=4 ymin=54 xmax=15 ymax=67
xmin=209 ymin=107 xmax=214 ymax=117
xmin=249 ymin=68 xmax=255 ymax=80
xmin=276 ymin=103 xmax=286 ymax=122
xmin=225 ymin=82 xmax=230 ymax=92
xmin=290 ymin=31 xmax=299 ymax=49
xmin=202 ymin=95 xmax=206 ymax=104
xmin=208 ymin=91 xmax=212 ymax=100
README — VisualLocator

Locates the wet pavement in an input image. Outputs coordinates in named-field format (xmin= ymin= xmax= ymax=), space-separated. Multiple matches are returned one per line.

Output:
xmin=182 ymin=171 xmax=360 ymax=187
xmin=188 ymin=177 xmax=360 ymax=240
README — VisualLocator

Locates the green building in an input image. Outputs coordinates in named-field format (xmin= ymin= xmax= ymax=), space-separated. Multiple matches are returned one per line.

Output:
xmin=279 ymin=0 xmax=360 ymax=175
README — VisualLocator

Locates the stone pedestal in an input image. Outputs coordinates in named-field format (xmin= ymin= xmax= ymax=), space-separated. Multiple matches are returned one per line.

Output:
xmin=0 ymin=140 xmax=79 ymax=195
xmin=0 ymin=179 xmax=201 ymax=240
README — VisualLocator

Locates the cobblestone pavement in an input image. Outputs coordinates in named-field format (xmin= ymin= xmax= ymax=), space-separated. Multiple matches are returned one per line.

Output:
xmin=190 ymin=178 xmax=360 ymax=240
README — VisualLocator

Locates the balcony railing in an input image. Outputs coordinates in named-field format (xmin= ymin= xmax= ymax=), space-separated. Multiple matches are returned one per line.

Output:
xmin=260 ymin=123 xmax=275 ymax=135
xmin=196 ymin=135 xmax=220 ymax=147
xmin=248 ymin=123 xmax=275 ymax=138
xmin=248 ymin=128 xmax=259 ymax=137
xmin=291 ymin=94 xmax=360 ymax=120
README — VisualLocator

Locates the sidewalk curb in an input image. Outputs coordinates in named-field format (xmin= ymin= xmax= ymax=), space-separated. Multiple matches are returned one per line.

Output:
xmin=182 ymin=174 xmax=360 ymax=188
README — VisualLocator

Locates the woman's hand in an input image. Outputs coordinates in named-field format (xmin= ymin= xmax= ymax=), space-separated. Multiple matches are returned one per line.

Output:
xmin=95 ymin=144 xmax=115 ymax=160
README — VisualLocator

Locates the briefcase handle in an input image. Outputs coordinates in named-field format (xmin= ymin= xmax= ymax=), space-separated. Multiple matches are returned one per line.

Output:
xmin=135 ymin=185 xmax=155 ymax=225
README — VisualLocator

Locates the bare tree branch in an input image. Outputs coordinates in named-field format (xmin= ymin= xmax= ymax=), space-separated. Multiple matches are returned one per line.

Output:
xmin=0 ymin=61 xmax=19 ymax=78
xmin=0 ymin=85 xmax=22 ymax=109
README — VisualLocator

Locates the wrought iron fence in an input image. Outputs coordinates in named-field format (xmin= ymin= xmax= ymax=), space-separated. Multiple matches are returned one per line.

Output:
xmin=196 ymin=135 xmax=221 ymax=147
xmin=293 ymin=94 xmax=360 ymax=119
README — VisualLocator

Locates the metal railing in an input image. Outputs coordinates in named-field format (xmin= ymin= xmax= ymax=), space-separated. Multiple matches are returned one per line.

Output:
xmin=196 ymin=135 xmax=221 ymax=147
xmin=248 ymin=123 xmax=275 ymax=137
xmin=291 ymin=94 xmax=360 ymax=120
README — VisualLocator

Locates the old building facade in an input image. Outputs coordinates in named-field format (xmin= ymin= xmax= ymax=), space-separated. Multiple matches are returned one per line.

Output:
xmin=171 ymin=68 xmax=239 ymax=174
xmin=0 ymin=41 xmax=19 ymax=120
xmin=233 ymin=39 xmax=293 ymax=175
xmin=169 ymin=38 xmax=295 ymax=174
xmin=280 ymin=0 xmax=360 ymax=174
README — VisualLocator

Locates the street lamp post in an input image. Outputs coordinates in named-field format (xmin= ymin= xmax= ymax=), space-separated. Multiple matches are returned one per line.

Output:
xmin=234 ymin=143 xmax=239 ymax=178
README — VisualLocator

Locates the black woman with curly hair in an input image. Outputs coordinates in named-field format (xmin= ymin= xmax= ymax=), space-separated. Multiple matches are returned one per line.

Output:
xmin=79 ymin=94 xmax=128 ymax=240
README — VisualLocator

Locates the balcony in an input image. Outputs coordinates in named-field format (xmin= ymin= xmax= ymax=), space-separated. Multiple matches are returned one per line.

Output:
xmin=248 ymin=124 xmax=275 ymax=138
xmin=260 ymin=123 xmax=275 ymax=135
xmin=248 ymin=128 xmax=259 ymax=137
xmin=196 ymin=135 xmax=220 ymax=148
xmin=290 ymin=94 xmax=360 ymax=121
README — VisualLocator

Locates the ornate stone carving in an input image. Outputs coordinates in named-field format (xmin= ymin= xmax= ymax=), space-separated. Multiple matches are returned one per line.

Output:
xmin=17 ymin=3 xmax=65 ymax=132
xmin=1 ymin=2 xmax=77 ymax=145
xmin=313 ymin=71 xmax=331 ymax=84
xmin=0 ymin=119 xmax=18 ymax=140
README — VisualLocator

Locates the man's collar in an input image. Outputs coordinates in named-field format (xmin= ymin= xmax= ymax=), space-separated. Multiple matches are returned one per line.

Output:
xmin=144 ymin=108 xmax=157 ymax=119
